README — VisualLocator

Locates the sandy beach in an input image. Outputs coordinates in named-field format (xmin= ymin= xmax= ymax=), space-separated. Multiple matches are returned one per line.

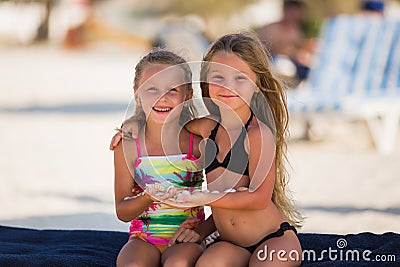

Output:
xmin=1 ymin=44 xmax=399 ymax=236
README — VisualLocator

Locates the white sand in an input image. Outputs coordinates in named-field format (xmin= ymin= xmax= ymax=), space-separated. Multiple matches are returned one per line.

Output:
xmin=1 ymin=45 xmax=399 ymax=235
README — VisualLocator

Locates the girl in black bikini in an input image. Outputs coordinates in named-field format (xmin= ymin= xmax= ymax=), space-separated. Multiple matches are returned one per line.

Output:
xmin=181 ymin=32 xmax=303 ymax=266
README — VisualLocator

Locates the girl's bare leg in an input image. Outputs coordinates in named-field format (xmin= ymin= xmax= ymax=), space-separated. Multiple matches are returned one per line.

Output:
xmin=249 ymin=231 xmax=302 ymax=267
xmin=117 ymin=238 xmax=161 ymax=267
xmin=162 ymin=242 xmax=204 ymax=267
xmin=195 ymin=241 xmax=251 ymax=267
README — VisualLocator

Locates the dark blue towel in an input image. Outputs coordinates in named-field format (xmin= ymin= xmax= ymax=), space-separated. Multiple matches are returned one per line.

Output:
xmin=0 ymin=225 xmax=399 ymax=266
xmin=0 ymin=225 xmax=127 ymax=267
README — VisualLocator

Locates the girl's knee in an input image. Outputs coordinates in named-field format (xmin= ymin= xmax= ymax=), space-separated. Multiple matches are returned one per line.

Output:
xmin=163 ymin=257 xmax=192 ymax=267
xmin=117 ymin=254 xmax=149 ymax=267
xmin=117 ymin=238 xmax=161 ymax=267
xmin=118 ymin=255 xmax=160 ymax=267
xmin=195 ymin=254 xmax=229 ymax=267
xmin=194 ymin=255 xmax=207 ymax=267
xmin=162 ymin=244 xmax=203 ymax=267
xmin=116 ymin=259 xmax=145 ymax=267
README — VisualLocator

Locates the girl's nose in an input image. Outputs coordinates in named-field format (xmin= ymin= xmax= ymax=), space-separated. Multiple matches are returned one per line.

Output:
xmin=157 ymin=94 xmax=169 ymax=104
xmin=222 ymin=81 xmax=237 ymax=94
xmin=156 ymin=89 xmax=173 ymax=103
xmin=225 ymin=77 xmax=240 ymax=91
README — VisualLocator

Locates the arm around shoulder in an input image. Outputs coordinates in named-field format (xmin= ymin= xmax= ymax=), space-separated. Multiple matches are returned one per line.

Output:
xmin=184 ymin=117 xmax=216 ymax=138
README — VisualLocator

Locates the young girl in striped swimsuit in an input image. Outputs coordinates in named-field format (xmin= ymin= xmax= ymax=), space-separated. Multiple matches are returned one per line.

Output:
xmin=113 ymin=50 xmax=215 ymax=267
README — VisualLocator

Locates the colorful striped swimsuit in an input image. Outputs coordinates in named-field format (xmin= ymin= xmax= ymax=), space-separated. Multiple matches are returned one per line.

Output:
xmin=129 ymin=133 xmax=205 ymax=251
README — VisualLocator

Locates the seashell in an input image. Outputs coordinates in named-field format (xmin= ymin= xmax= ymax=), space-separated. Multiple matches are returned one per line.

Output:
xmin=145 ymin=184 xmax=153 ymax=190
xmin=192 ymin=189 xmax=202 ymax=193
xmin=237 ymin=187 xmax=249 ymax=192
xmin=203 ymin=189 xmax=210 ymax=193
xmin=155 ymin=192 xmax=165 ymax=197
xmin=145 ymin=185 xmax=155 ymax=194
xmin=166 ymin=185 xmax=175 ymax=192
xmin=224 ymin=188 xmax=237 ymax=193
xmin=152 ymin=184 xmax=165 ymax=192
xmin=166 ymin=186 xmax=177 ymax=196
xmin=181 ymin=190 xmax=191 ymax=196
xmin=211 ymin=190 xmax=220 ymax=194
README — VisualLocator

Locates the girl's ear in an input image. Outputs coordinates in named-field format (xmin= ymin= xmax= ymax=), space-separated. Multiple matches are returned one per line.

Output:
xmin=134 ymin=86 xmax=142 ymax=99
xmin=134 ymin=88 xmax=140 ymax=103
xmin=253 ymin=79 xmax=260 ymax=93
xmin=185 ymin=88 xmax=193 ymax=100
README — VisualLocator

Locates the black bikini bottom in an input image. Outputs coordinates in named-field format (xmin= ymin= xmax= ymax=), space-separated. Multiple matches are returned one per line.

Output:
xmin=211 ymin=222 xmax=297 ymax=254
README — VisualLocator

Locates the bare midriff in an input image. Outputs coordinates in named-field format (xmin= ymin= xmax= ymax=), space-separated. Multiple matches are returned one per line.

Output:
xmin=207 ymin=168 xmax=285 ymax=247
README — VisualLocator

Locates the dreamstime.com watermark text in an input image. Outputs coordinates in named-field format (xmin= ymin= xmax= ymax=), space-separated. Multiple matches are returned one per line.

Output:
xmin=257 ymin=238 xmax=396 ymax=263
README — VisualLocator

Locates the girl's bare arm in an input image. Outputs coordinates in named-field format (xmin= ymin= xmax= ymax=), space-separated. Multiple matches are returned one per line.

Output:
xmin=114 ymin=141 xmax=153 ymax=222
xmin=109 ymin=117 xmax=216 ymax=151
xmin=185 ymin=123 xmax=276 ymax=210
xmin=184 ymin=117 xmax=216 ymax=138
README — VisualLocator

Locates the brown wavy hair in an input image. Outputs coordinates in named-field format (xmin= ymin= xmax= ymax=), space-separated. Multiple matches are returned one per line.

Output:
xmin=200 ymin=32 xmax=303 ymax=227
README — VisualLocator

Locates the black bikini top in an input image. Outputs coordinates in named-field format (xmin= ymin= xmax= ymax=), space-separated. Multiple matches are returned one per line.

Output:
xmin=205 ymin=113 xmax=253 ymax=175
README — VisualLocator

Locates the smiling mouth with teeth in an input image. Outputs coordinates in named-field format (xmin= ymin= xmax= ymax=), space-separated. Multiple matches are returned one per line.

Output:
xmin=153 ymin=106 xmax=172 ymax=112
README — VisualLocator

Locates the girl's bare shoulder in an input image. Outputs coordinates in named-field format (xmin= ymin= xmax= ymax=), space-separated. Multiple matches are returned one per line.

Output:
xmin=114 ymin=138 xmax=139 ymax=163
xmin=247 ymin=120 xmax=274 ymax=145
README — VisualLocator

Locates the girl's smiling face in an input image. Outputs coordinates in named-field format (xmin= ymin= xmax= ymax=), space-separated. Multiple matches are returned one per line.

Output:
xmin=136 ymin=63 xmax=191 ymax=124
xmin=207 ymin=52 xmax=258 ymax=112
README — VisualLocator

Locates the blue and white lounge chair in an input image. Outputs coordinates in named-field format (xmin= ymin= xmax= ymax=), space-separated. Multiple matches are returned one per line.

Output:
xmin=287 ymin=14 xmax=400 ymax=153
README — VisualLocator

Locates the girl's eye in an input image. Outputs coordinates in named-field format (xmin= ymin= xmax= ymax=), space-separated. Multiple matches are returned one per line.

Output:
xmin=210 ymin=75 xmax=224 ymax=85
xmin=236 ymin=75 xmax=247 ymax=81
xmin=211 ymin=75 xmax=224 ymax=80
xmin=169 ymin=87 xmax=178 ymax=92
xmin=146 ymin=87 xmax=158 ymax=92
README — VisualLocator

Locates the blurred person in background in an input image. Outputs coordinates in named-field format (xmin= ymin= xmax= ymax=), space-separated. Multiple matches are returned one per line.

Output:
xmin=61 ymin=0 xmax=92 ymax=49
xmin=257 ymin=0 xmax=311 ymax=85
xmin=360 ymin=0 xmax=385 ymax=15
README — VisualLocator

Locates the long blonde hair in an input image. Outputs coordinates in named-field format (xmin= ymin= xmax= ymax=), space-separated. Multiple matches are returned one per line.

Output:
xmin=200 ymin=32 xmax=303 ymax=227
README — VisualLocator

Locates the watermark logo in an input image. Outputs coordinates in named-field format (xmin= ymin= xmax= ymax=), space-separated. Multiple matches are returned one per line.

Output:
xmin=257 ymin=238 xmax=397 ymax=263
xmin=336 ymin=238 xmax=347 ymax=249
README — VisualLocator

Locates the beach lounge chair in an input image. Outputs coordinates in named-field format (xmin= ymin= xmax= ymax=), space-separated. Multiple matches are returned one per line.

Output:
xmin=287 ymin=15 xmax=400 ymax=153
